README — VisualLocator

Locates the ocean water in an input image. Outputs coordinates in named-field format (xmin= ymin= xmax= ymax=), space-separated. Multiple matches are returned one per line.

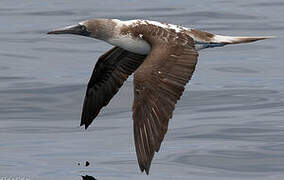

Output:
xmin=0 ymin=0 xmax=284 ymax=179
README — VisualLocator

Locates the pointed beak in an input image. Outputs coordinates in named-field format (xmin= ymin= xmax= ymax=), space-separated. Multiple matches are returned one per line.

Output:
xmin=47 ymin=24 xmax=90 ymax=36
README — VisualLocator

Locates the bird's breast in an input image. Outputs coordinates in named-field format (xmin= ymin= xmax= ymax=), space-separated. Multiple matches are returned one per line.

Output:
xmin=107 ymin=35 xmax=151 ymax=55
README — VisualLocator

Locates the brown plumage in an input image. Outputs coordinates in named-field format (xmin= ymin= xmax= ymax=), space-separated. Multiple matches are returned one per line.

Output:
xmin=132 ymin=31 xmax=198 ymax=174
xmin=81 ymin=22 xmax=198 ymax=173
xmin=47 ymin=18 xmax=272 ymax=175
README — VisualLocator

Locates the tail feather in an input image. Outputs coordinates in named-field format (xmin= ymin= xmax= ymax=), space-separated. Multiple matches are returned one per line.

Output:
xmin=212 ymin=35 xmax=275 ymax=45
xmin=187 ymin=29 xmax=274 ymax=50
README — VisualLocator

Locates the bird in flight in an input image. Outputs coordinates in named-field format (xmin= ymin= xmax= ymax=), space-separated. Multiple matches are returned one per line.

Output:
xmin=48 ymin=18 xmax=273 ymax=174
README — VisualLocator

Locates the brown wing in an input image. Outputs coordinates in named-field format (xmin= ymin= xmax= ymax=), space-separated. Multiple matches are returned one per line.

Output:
xmin=132 ymin=35 xmax=199 ymax=174
xmin=81 ymin=47 xmax=146 ymax=129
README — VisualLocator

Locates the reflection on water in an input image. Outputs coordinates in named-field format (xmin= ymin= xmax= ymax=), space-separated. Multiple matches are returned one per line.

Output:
xmin=0 ymin=0 xmax=283 ymax=179
xmin=82 ymin=175 xmax=97 ymax=180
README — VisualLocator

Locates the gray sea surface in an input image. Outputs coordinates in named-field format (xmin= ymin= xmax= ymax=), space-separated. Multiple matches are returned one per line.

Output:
xmin=0 ymin=0 xmax=284 ymax=179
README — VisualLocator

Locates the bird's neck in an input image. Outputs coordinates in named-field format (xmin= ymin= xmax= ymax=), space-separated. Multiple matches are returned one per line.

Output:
xmin=104 ymin=19 xmax=151 ymax=55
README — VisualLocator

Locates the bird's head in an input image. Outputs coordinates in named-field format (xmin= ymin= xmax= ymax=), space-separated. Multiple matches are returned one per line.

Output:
xmin=47 ymin=18 xmax=117 ymax=40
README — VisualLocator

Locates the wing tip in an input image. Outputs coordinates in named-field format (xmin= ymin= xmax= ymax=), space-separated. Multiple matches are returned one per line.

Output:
xmin=80 ymin=120 xmax=91 ymax=129
xmin=139 ymin=164 xmax=150 ymax=175
xmin=145 ymin=168 xmax=150 ymax=175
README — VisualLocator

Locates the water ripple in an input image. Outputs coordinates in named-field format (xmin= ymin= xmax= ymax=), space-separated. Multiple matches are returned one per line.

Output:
xmin=173 ymin=151 xmax=284 ymax=172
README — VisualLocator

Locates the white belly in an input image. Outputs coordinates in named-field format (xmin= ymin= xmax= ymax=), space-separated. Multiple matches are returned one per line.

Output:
xmin=107 ymin=36 xmax=151 ymax=55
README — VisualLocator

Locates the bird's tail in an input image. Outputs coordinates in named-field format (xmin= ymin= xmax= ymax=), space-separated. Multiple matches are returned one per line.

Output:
xmin=189 ymin=29 xmax=275 ymax=50
xmin=211 ymin=35 xmax=275 ymax=45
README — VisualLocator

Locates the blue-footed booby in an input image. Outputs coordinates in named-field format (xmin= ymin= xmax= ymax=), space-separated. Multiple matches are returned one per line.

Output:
xmin=48 ymin=18 xmax=273 ymax=174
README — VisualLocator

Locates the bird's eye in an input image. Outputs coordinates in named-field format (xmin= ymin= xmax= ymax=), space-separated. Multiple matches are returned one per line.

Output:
xmin=81 ymin=25 xmax=87 ymax=31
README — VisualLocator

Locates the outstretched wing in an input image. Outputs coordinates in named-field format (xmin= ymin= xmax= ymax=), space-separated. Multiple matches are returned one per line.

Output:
xmin=132 ymin=34 xmax=199 ymax=174
xmin=81 ymin=47 xmax=146 ymax=129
